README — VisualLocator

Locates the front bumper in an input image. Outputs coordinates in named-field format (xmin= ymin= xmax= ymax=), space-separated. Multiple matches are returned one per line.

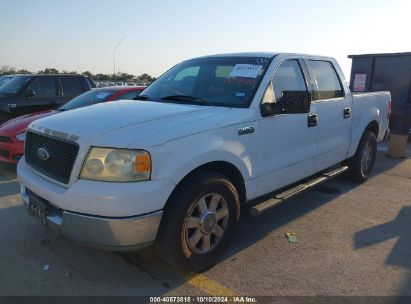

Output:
xmin=17 ymin=158 xmax=176 ymax=250
xmin=20 ymin=186 xmax=163 ymax=251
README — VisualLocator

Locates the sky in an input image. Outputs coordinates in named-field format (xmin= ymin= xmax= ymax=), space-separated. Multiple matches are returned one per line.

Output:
xmin=1 ymin=0 xmax=411 ymax=80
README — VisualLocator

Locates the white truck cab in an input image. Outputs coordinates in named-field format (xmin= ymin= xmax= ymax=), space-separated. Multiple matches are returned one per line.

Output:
xmin=18 ymin=53 xmax=390 ymax=271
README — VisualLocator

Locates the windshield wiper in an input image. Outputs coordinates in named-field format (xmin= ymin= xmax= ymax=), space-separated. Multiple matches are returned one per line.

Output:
xmin=161 ymin=95 xmax=211 ymax=106
xmin=134 ymin=94 xmax=149 ymax=100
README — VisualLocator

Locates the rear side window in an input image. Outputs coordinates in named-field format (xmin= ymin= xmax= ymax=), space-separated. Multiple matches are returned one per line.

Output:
xmin=86 ymin=77 xmax=97 ymax=88
xmin=61 ymin=77 xmax=83 ymax=97
xmin=309 ymin=60 xmax=344 ymax=100
xmin=27 ymin=77 xmax=57 ymax=98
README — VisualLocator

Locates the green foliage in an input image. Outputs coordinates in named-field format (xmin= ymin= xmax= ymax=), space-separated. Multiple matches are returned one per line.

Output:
xmin=38 ymin=68 xmax=59 ymax=74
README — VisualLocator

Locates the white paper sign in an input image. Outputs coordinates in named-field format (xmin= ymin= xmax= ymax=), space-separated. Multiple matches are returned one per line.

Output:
xmin=353 ymin=74 xmax=366 ymax=91
xmin=229 ymin=64 xmax=262 ymax=78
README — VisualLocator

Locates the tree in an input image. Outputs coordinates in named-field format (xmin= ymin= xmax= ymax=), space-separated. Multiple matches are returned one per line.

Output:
xmin=137 ymin=73 xmax=156 ymax=84
xmin=38 ymin=68 xmax=59 ymax=74
xmin=16 ymin=69 xmax=31 ymax=74
xmin=82 ymin=71 xmax=93 ymax=78
xmin=0 ymin=65 xmax=16 ymax=76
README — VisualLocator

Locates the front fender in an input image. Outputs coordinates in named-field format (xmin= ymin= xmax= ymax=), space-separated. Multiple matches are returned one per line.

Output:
xmin=150 ymin=126 xmax=257 ymax=188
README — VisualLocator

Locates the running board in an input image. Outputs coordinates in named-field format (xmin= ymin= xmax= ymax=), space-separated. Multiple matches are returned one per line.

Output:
xmin=250 ymin=166 xmax=349 ymax=216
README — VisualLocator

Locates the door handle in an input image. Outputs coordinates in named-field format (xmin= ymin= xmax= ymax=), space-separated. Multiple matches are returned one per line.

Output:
xmin=307 ymin=114 xmax=318 ymax=128
xmin=344 ymin=107 xmax=351 ymax=119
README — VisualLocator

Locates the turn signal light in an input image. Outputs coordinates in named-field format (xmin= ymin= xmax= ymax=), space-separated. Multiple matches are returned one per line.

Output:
xmin=135 ymin=153 xmax=151 ymax=173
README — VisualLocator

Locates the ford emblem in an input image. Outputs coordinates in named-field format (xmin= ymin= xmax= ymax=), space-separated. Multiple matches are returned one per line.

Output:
xmin=36 ymin=147 xmax=50 ymax=161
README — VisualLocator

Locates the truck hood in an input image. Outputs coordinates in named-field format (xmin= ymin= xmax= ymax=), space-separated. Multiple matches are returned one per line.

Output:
xmin=29 ymin=100 xmax=232 ymax=146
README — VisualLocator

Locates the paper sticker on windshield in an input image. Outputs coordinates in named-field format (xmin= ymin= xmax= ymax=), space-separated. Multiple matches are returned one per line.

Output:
xmin=229 ymin=64 xmax=262 ymax=78
xmin=96 ymin=92 xmax=111 ymax=99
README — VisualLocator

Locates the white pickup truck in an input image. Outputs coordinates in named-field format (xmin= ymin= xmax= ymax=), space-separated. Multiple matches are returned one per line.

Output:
xmin=17 ymin=53 xmax=390 ymax=272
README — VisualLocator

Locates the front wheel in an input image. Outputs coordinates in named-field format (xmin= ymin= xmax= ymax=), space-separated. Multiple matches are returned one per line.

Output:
xmin=155 ymin=172 xmax=240 ymax=272
xmin=346 ymin=131 xmax=377 ymax=182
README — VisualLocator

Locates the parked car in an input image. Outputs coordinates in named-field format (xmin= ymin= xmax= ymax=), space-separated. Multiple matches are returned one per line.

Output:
xmin=0 ymin=74 xmax=95 ymax=124
xmin=0 ymin=75 xmax=15 ymax=88
xmin=0 ymin=86 xmax=145 ymax=164
xmin=17 ymin=53 xmax=390 ymax=272
xmin=98 ymin=82 xmax=110 ymax=88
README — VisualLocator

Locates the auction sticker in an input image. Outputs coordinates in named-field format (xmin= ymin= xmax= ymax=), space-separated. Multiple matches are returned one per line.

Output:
xmin=229 ymin=64 xmax=262 ymax=78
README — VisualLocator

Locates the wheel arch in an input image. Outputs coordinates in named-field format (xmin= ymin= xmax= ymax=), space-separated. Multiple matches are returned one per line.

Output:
xmin=165 ymin=161 xmax=247 ymax=210
xmin=365 ymin=120 xmax=379 ymax=138
xmin=348 ymin=119 xmax=380 ymax=158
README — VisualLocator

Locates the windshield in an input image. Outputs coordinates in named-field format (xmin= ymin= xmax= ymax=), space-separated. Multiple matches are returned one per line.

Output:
xmin=0 ymin=76 xmax=15 ymax=88
xmin=140 ymin=56 xmax=272 ymax=108
xmin=0 ymin=76 xmax=32 ymax=95
xmin=60 ymin=89 xmax=116 ymax=111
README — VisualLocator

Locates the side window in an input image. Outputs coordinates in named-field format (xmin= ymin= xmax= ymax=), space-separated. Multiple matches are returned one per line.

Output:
xmin=61 ymin=77 xmax=83 ymax=98
xmin=86 ymin=77 xmax=97 ymax=88
xmin=309 ymin=61 xmax=344 ymax=100
xmin=262 ymin=60 xmax=309 ymax=114
xmin=27 ymin=77 xmax=57 ymax=98
xmin=115 ymin=90 xmax=142 ymax=100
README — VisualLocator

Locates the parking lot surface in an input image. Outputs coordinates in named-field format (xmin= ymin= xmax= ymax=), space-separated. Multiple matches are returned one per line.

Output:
xmin=0 ymin=144 xmax=410 ymax=296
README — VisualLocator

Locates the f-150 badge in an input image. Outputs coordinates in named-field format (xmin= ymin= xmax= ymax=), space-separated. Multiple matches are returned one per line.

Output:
xmin=238 ymin=126 xmax=255 ymax=135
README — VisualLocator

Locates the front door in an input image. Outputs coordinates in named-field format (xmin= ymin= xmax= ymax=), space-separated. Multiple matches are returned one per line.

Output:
xmin=12 ymin=76 xmax=60 ymax=117
xmin=256 ymin=59 xmax=317 ymax=197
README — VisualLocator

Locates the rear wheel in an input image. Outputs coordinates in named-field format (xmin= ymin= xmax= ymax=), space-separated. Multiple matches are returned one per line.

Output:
xmin=155 ymin=171 xmax=240 ymax=272
xmin=346 ymin=131 xmax=377 ymax=182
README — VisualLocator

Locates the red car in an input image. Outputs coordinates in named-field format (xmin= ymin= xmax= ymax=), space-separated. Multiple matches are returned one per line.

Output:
xmin=0 ymin=86 xmax=146 ymax=164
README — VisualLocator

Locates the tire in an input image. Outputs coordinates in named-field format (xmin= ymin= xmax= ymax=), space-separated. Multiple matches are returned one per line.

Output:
xmin=155 ymin=171 xmax=240 ymax=272
xmin=345 ymin=131 xmax=377 ymax=182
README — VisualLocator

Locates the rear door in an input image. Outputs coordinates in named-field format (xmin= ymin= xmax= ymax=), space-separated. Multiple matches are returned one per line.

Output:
xmin=306 ymin=59 xmax=351 ymax=171
xmin=255 ymin=58 xmax=317 ymax=196
xmin=12 ymin=76 xmax=60 ymax=116
xmin=59 ymin=76 xmax=86 ymax=105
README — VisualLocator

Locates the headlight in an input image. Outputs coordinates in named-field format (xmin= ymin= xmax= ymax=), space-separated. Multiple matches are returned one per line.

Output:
xmin=16 ymin=132 xmax=26 ymax=141
xmin=80 ymin=148 xmax=151 ymax=182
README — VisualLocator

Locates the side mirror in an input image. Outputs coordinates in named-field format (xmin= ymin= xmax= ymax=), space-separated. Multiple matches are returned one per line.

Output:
xmin=279 ymin=91 xmax=310 ymax=114
xmin=25 ymin=89 xmax=36 ymax=99
xmin=260 ymin=102 xmax=276 ymax=117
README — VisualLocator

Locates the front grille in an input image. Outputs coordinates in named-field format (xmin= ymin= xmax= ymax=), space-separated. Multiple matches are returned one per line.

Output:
xmin=0 ymin=149 xmax=9 ymax=158
xmin=25 ymin=131 xmax=79 ymax=184
xmin=0 ymin=136 xmax=12 ymax=143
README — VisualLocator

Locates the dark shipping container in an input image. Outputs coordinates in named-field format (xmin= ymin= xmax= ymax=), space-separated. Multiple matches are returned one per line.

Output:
xmin=348 ymin=52 xmax=411 ymax=135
